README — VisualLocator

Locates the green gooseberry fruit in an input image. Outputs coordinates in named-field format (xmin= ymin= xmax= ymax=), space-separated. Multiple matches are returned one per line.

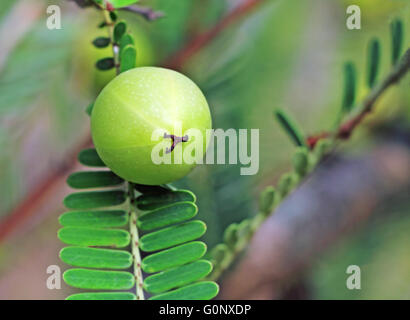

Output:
xmin=91 ymin=67 xmax=212 ymax=185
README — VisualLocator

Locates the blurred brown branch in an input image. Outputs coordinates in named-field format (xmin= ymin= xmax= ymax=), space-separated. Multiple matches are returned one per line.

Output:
xmin=120 ymin=5 xmax=164 ymax=21
xmin=163 ymin=0 xmax=265 ymax=70
xmin=0 ymin=136 xmax=92 ymax=243
xmin=307 ymin=49 xmax=410 ymax=148
xmin=220 ymin=141 xmax=410 ymax=299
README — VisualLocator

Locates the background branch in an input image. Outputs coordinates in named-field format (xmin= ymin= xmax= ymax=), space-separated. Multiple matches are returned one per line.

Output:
xmin=220 ymin=140 xmax=410 ymax=299
xmin=308 ymin=48 xmax=410 ymax=147
xmin=338 ymin=49 xmax=410 ymax=139
xmin=163 ymin=0 xmax=265 ymax=70
xmin=120 ymin=5 xmax=164 ymax=21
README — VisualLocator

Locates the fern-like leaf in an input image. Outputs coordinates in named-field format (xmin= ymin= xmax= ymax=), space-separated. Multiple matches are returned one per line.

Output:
xmin=58 ymin=148 xmax=218 ymax=300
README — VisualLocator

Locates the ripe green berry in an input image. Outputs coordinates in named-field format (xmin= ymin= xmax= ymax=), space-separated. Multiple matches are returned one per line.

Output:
xmin=91 ymin=67 xmax=212 ymax=185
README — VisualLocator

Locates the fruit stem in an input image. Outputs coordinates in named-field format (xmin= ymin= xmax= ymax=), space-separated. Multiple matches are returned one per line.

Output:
xmin=128 ymin=182 xmax=145 ymax=300
xmin=164 ymin=133 xmax=189 ymax=153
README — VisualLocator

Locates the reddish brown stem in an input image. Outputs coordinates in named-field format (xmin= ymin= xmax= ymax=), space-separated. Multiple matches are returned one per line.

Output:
xmin=0 ymin=136 xmax=93 ymax=243
xmin=163 ymin=0 xmax=264 ymax=70
xmin=307 ymin=49 xmax=410 ymax=146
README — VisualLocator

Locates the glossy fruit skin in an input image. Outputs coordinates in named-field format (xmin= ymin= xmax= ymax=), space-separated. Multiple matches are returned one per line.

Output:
xmin=91 ymin=67 xmax=212 ymax=185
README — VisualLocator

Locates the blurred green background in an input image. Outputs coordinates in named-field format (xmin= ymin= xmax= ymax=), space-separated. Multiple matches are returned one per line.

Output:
xmin=0 ymin=0 xmax=409 ymax=299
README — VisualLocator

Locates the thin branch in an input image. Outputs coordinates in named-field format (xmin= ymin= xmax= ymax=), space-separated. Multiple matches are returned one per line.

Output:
xmin=120 ymin=5 xmax=164 ymax=21
xmin=163 ymin=0 xmax=265 ymax=70
xmin=221 ymin=142 xmax=410 ymax=299
xmin=0 ymin=136 xmax=93 ymax=243
xmin=308 ymin=48 xmax=410 ymax=147
xmin=337 ymin=49 xmax=410 ymax=139
xmin=210 ymin=48 xmax=410 ymax=281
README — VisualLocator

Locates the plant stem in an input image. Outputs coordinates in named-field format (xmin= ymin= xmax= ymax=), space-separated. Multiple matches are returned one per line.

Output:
xmin=128 ymin=182 xmax=145 ymax=300
xmin=102 ymin=6 xmax=120 ymax=74
xmin=121 ymin=5 xmax=164 ymax=21
xmin=211 ymin=49 xmax=410 ymax=281
xmin=308 ymin=48 xmax=410 ymax=147
xmin=337 ymin=48 xmax=410 ymax=139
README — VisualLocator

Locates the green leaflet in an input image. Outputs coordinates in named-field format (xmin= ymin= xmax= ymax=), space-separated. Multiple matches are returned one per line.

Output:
xmin=92 ymin=37 xmax=111 ymax=48
xmin=85 ymin=102 xmax=94 ymax=116
xmin=78 ymin=148 xmax=106 ymax=167
xmin=119 ymin=34 xmax=134 ymax=55
xmin=114 ymin=21 xmax=127 ymax=43
xmin=67 ymin=171 xmax=124 ymax=189
xmin=140 ymin=221 xmax=206 ymax=252
xmin=60 ymin=247 xmax=132 ymax=269
xmin=120 ymin=45 xmax=136 ymax=73
xmin=277 ymin=172 xmax=296 ymax=197
xmin=367 ymin=38 xmax=381 ymax=88
xmin=96 ymin=57 xmax=115 ymax=71
xmin=292 ymin=147 xmax=309 ymax=177
xmin=314 ymin=138 xmax=332 ymax=159
xmin=342 ymin=62 xmax=356 ymax=112
xmin=59 ymin=210 xmax=128 ymax=228
xmin=63 ymin=190 xmax=126 ymax=209
xmin=259 ymin=186 xmax=276 ymax=214
xmin=391 ymin=19 xmax=403 ymax=65
xmin=144 ymin=260 xmax=212 ymax=294
xmin=58 ymin=227 xmax=130 ymax=247
xmin=223 ymin=223 xmax=238 ymax=250
xmin=236 ymin=219 xmax=251 ymax=240
xmin=210 ymin=243 xmax=232 ymax=269
xmin=274 ymin=109 xmax=306 ymax=147
xmin=63 ymin=269 xmax=134 ymax=290
xmin=142 ymin=241 xmax=207 ymax=273
xmin=109 ymin=11 xmax=118 ymax=22
xmin=150 ymin=281 xmax=219 ymax=300
xmin=138 ymin=202 xmax=198 ymax=231
xmin=66 ymin=292 xmax=136 ymax=300
xmin=134 ymin=183 xmax=175 ymax=194
xmin=110 ymin=0 xmax=139 ymax=10
xmin=137 ymin=190 xmax=196 ymax=210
